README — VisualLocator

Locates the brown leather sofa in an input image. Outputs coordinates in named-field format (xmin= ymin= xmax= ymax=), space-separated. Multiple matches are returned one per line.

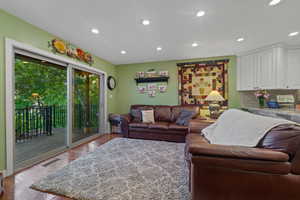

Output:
xmin=185 ymin=124 xmax=300 ymax=200
xmin=117 ymin=104 xmax=204 ymax=142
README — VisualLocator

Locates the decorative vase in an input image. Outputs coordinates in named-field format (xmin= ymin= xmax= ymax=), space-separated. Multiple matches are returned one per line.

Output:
xmin=258 ymin=97 xmax=265 ymax=108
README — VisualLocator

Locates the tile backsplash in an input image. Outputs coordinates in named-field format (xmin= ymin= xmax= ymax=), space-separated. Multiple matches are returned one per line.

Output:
xmin=239 ymin=90 xmax=300 ymax=108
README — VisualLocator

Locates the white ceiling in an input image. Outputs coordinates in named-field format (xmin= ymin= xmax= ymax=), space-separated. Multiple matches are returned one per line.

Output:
xmin=1 ymin=0 xmax=300 ymax=65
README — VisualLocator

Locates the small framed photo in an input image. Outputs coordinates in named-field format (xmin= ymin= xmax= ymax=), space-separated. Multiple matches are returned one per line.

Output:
xmin=147 ymin=83 xmax=157 ymax=91
xmin=148 ymin=90 xmax=156 ymax=97
xmin=137 ymin=85 xmax=147 ymax=93
xmin=146 ymin=71 xmax=157 ymax=77
xmin=158 ymin=85 xmax=167 ymax=93
xmin=159 ymin=71 xmax=169 ymax=77
xmin=136 ymin=72 xmax=145 ymax=78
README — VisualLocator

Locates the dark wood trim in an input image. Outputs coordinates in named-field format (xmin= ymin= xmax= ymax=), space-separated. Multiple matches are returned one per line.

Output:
xmin=134 ymin=77 xmax=169 ymax=85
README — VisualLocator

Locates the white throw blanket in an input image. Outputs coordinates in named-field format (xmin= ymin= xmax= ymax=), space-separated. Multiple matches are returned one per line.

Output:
xmin=202 ymin=109 xmax=296 ymax=147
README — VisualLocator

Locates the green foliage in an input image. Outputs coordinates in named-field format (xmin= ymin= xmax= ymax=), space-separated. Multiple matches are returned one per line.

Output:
xmin=15 ymin=59 xmax=100 ymax=111
xmin=74 ymin=71 xmax=100 ymax=106
xmin=15 ymin=59 xmax=67 ymax=109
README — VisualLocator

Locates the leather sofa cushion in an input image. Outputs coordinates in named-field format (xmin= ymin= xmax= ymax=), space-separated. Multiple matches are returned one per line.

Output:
xmin=257 ymin=124 xmax=300 ymax=160
xmin=169 ymin=124 xmax=189 ymax=131
xmin=131 ymin=105 xmax=154 ymax=111
xmin=171 ymin=106 xmax=199 ymax=122
xmin=130 ymin=109 xmax=142 ymax=122
xmin=176 ymin=110 xmax=196 ymax=126
xmin=154 ymin=106 xmax=172 ymax=122
xmin=129 ymin=122 xmax=149 ymax=128
xmin=130 ymin=105 xmax=154 ymax=122
xmin=148 ymin=122 xmax=169 ymax=130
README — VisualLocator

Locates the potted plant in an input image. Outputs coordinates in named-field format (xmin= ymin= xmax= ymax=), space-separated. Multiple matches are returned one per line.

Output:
xmin=254 ymin=90 xmax=270 ymax=108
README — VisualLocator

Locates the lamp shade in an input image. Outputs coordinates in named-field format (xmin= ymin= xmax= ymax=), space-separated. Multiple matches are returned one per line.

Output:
xmin=205 ymin=90 xmax=225 ymax=101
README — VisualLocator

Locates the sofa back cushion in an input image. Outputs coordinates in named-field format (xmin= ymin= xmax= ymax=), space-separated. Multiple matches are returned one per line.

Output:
xmin=130 ymin=105 xmax=154 ymax=122
xmin=154 ymin=106 xmax=172 ymax=122
xmin=171 ymin=105 xmax=200 ymax=122
xmin=176 ymin=110 xmax=196 ymax=126
xmin=257 ymin=124 xmax=300 ymax=161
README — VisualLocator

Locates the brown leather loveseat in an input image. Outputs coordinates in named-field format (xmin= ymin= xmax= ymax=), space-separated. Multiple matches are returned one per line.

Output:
xmin=185 ymin=124 xmax=300 ymax=200
xmin=117 ymin=104 xmax=204 ymax=142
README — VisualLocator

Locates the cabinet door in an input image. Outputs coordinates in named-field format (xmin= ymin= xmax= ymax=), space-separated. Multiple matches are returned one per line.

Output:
xmin=287 ymin=49 xmax=300 ymax=89
xmin=252 ymin=53 xmax=261 ymax=90
xmin=259 ymin=49 xmax=276 ymax=89
xmin=237 ymin=55 xmax=257 ymax=91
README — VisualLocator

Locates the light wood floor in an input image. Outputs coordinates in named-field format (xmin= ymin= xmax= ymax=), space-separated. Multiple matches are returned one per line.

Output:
xmin=1 ymin=133 xmax=121 ymax=200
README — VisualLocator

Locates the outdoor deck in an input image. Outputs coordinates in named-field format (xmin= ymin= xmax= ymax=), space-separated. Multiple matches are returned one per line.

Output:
xmin=15 ymin=128 xmax=99 ymax=168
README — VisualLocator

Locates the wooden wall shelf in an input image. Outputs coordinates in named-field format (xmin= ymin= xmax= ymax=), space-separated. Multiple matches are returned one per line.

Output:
xmin=134 ymin=77 xmax=169 ymax=85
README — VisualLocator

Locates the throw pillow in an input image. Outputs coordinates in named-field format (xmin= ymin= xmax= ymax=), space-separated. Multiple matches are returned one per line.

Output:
xmin=131 ymin=109 xmax=142 ymax=122
xmin=176 ymin=110 xmax=196 ymax=126
xmin=142 ymin=110 xmax=155 ymax=123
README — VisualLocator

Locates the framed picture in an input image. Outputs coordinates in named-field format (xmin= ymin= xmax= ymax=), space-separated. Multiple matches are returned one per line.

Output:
xmin=137 ymin=85 xmax=147 ymax=94
xmin=159 ymin=71 xmax=169 ymax=77
xmin=158 ymin=85 xmax=167 ymax=93
xmin=147 ymin=83 xmax=157 ymax=91
xmin=136 ymin=71 xmax=145 ymax=78
xmin=146 ymin=71 xmax=157 ymax=77
xmin=148 ymin=90 xmax=156 ymax=97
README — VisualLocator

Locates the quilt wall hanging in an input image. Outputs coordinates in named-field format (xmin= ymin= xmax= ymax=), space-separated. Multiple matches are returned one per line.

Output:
xmin=177 ymin=59 xmax=229 ymax=108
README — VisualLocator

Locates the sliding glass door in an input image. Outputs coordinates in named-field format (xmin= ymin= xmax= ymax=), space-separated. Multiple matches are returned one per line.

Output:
xmin=12 ymin=50 xmax=105 ymax=171
xmin=72 ymin=69 xmax=101 ymax=143
xmin=14 ymin=54 xmax=67 ymax=169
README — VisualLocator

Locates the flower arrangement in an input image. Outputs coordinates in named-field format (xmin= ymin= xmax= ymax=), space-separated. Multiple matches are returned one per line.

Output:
xmin=254 ymin=90 xmax=269 ymax=107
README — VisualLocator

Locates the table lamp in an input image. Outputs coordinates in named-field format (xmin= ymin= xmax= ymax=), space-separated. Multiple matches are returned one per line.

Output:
xmin=205 ymin=90 xmax=225 ymax=119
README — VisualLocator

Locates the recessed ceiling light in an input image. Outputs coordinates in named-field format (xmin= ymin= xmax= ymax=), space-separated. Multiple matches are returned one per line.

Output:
xmin=289 ymin=31 xmax=299 ymax=37
xmin=192 ymin=42 xmax=199 ymax=47
xmin=237 ymin=37 xmax=245 ymax=42
xmin=156 ymin=47 xmax=162 ymax=51
xmin=196 ymin=11 xmax=206 ymax=17
xmin=121 ymin=50 xmax=127 ymax=54
xmin=269 ymin=0 xmax=281 ymax=6
xmin=142 ymin=19 xmax=150 ymax=26
xmin=91 ymin=28 xmax=99 ymax=34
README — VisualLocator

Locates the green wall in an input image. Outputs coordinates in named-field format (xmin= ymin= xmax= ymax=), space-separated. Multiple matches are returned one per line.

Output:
xmin=116 ymin=56 xmax=240 ymax=114
xmin=0 ymin=9 xmax=118 ymax=170
xmin=0 ymin=8 xmax=241 ymax=172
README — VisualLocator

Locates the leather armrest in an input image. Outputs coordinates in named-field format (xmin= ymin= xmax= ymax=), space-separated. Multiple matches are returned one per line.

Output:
xmin=188 ymin=136 xmax=291 ymax=174
xmin=113 ymin=113 xmax=131 ymax=137
xmin=119 ymin=114 xmax=132 ymax=123
xmin=191 ymin=155 xmax=291 ymax=175
xmin=189 ymin=143 xmax=289 ymax=162
xmin=188 ymin=119 xmax=214 ymax=134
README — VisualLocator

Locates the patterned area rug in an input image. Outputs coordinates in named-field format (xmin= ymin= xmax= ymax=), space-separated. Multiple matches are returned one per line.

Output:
xmin=31 ymin=138 xmax=191 ymax=200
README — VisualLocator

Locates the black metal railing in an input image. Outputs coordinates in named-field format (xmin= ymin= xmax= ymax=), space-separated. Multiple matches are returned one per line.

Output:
xmin=15 ymin=106 xmax=53 ymax=142
xmin=74 ymin=104 xmax=99 ymax=129
xmin=52 ymin=105 xmax=67 ymax=128
xmin=15 ymin=104 xmax=99 ymax=143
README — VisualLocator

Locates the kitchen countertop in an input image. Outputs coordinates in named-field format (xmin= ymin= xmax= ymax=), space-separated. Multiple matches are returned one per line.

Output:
xmin=242 ymin=107 xmax=300 ymax=123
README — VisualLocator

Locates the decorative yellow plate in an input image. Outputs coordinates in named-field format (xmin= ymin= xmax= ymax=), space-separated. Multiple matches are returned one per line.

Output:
xmin=52 ymin=39 xmax=66 ymax=54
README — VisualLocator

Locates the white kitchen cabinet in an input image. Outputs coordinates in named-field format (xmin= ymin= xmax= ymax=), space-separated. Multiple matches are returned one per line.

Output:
xmin=237 ymin=53 xmax=260 ymax=91
xmin=237 ymin=46 xmax=287 ymax=91
xmin=259 ymin=49 xmax=276 ymax=89
xmin=287 ymin=49 xmax=300 ymax=89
